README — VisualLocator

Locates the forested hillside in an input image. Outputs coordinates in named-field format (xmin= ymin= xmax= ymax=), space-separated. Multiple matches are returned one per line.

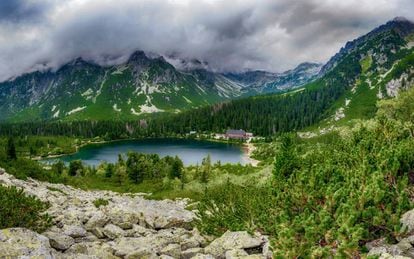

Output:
xmin=148 ymin=18 xmax=414 ymax=136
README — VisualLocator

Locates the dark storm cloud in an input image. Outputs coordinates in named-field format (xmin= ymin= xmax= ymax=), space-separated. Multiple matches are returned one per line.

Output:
xmin=0 ymin=0 xmax=413 ymax=82
xmin=0 ymin=0 xmax=53 ymax=24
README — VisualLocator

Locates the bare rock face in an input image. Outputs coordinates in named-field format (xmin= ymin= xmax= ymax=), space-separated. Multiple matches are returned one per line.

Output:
xmin=0 ymin=170 xmax=272 ymax=258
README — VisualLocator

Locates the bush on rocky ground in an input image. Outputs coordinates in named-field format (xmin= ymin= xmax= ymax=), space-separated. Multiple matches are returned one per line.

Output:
xmin=93 ymin=198 xmax=109 ymax=208
xmin=0 ymin=185 xmax=52 ymax=232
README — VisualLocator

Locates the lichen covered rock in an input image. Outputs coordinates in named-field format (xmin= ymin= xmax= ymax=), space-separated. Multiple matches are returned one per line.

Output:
xmin=0 ymin=170 xmax=272 ymax=259
xmin=0 ymin=228 xmax=54 ymax=258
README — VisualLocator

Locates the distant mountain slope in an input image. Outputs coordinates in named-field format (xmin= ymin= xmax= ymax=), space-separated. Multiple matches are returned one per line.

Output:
xmin=0 ymin=51 xmax=244 ymax=122
xmin=149 ymin=17 xmax=414 ymax=136
xmin=224 ymin=62 xmax=322 ymax=93
xmin=321 ymin=17 xmax=414 ymax=125
xmin=320 ymin=17 xmax=414 ymax=75
xmin=0 ymin=51 xmax=320 ymax=122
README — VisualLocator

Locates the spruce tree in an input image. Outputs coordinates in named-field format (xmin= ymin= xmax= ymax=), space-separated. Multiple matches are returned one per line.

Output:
xmin=200 ymin=154 xmax=212 ymax=183
xmin=6 ymin=137 xmax=17 ymax=160
xmin=68 ymin=160 xmax=83 ymax=176
xmin=126 ymin=153 xmax=145 ymax=184
xmin=105 ymin=163 xmax=115 ymax=178
xmin=170 ymin=156 xmax=184 ymax=179
xmin=114 ymin=166 xmax=128 ymax=186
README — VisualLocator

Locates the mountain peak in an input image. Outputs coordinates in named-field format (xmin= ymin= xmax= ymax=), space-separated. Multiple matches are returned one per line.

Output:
xmin=392 ymin=16 xmax=411 ymax=23
xmin=294 ymin=62 xmax=322 ymax=71
xmin=127 ymin=50 xmax=149 ymax=63
xmin=384 ymin=16 xmax=414 ymax=38
xmin=57 ymin=57 xmax=93 ymax=72
xmin=320 ymin=17 xmax=414 ymax=75
xmin=70 ymin=57 xmax=89 ymax=66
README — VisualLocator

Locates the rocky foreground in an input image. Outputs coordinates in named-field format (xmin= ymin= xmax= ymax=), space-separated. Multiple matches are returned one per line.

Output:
xmin=0 ymin=169 xmax=271 ymax=259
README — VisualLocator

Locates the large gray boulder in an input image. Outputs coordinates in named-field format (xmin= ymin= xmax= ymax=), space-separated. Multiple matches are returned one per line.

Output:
xmin=44 ymin=231 xmax=75 ymax=251
xmin=62 ymin=224 xmax=87 ymax=238
xmin=103 ymin=224 xmax=126 ymax=240
xmin=160 ymin=243 xmax=182 ymax=258
xmin=191 ymin=254 xmax=215 ymax=259
xmin=204 ymin=231 xmax=268 ymax=258
xmin=85 ymin=211 xmax=110 ymax=231
xmin=0 ymin=228 xmax=54 ymax=258
xmin=401 ymin=209 xmax=414 ymax=234
xmin=64 ymin=241 xmax=117 ymax=258
xmin=181 ymin=247 xmax=204 ymax=259
xmin=106 ymin=207 xmax=140 ymax=229
xmin=378 ymin=253 xmax=411 ymax=259
xmin=124 ymin=247 xmax=158 ymax=259
xmin=367 ymin=235 xmax=414 ymax=257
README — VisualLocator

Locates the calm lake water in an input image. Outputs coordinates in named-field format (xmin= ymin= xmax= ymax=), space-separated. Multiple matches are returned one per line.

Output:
xmin=43 ymin=138 xmax=248 ymax=166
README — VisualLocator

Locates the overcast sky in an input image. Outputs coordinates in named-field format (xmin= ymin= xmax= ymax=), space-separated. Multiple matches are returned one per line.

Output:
xmin=0 ymin=0 xmax=413 ymax=82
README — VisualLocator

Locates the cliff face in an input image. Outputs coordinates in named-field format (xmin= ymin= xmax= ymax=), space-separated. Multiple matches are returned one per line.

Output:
xmin=0 ymin=169 xmax=271 ymax=258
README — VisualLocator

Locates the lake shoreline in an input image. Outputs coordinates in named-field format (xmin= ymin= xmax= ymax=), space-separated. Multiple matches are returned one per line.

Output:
xmin=35 ymin=137 xmax=260 ymax=166
xmin=242 ymin=143 xmax=260 ymax=167
xmin=31 ymin=138 xmax=133 ymax=161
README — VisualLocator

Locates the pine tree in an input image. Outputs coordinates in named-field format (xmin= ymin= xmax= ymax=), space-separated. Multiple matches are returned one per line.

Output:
xmin=68 ymin=160 xmax=83 ymax=176
xmin=105 ymin=163 xmax=115 ymax=178
xmin=273 ymin=134 xmax=298 ymax=179
xmin=52 ymin=161 xmax=65 ymax=175
xmin=170 ymin=156 xmax=184 ymax=179
xmin=6 ymin=137 xmax=17 ymax=160
xmin=200 ymin=154 xmax=212 ymax=184
xmin=114 ymin=166 xmax=128 ymax=186
xmin=29 ymin=146 xmax=37 ymax=158
xmin=126 ymin=153 xmax=145 ymax=184
xmin=117 ymin=154 xmax=125 ymax=166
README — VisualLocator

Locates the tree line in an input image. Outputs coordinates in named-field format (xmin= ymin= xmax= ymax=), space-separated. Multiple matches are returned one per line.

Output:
xmin=0 ymin=45 xmax=363 ymax=138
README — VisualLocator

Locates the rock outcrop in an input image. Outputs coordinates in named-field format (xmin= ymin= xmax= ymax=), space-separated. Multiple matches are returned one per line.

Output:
xmin=0 ymin=169 xmax=272 ymax=258
xmin=367 ymin=209 xmax=414 ymax=258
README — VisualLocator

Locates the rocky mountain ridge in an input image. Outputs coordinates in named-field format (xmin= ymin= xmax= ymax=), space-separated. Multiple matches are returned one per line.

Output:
xmin=315 ymin=16 xmax=414 ymax=126
xmin=225 ymin=62 xmax=322 ymax=93
xmin=320 ymin=17 xmax=414 ymax=75
xmin=0 ymin=168 xmax=272 ymax=258
xmin=0 ymin=51 xmax=320 ymax=122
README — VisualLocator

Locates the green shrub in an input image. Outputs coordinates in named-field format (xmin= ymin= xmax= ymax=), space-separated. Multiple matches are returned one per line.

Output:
xmin=93 ymin=198 xmax=109 ymax=208
xmin=0 ymin=156 xmax=61 ymax=183
xmin=196 ymin=88 xmax=414 ymax=257
xmin=0 ymin=185 xmax=52 ymax=232
xmin=196 ymin=183 xmax=276 ymax=236
xmin=69 ymin=160 xmax=84 ymax=176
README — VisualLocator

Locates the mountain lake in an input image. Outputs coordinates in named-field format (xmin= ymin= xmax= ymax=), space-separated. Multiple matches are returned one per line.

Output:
xmin=42 ymin=138 xmax=249 ymax=166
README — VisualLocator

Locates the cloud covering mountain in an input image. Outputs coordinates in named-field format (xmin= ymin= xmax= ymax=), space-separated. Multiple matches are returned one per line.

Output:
xmin=0 ymin=0 xmax=413 ymax=82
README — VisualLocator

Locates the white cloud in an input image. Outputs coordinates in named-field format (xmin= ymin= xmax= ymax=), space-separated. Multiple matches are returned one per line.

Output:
xmin=0 ymin=0 xmax=412 ymax=81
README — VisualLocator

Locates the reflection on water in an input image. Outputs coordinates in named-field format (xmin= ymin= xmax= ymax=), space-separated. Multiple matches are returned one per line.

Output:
xmin=42 ymin=138 xmax=248 ymax=166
